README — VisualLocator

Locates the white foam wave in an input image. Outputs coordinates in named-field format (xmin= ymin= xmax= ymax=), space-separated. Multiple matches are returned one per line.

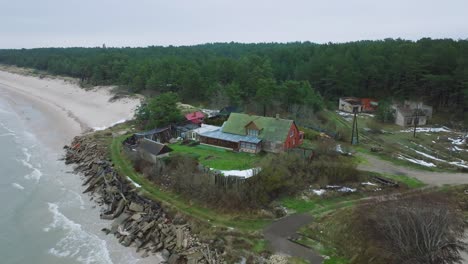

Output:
xmin=12 ymin=183 xmax=25 ymax=190
xmin=92 ymin=119 xmax=127 ymax=131
xmin=0 ymin=121 xmax=15 ymax=134
xmin=22 ymin=147 xmax=32 ymax=162
xmin=20 ymin=159 xmax=43 ymax=181
xmin=0 ymin=132 xmax=16 ymax=137
xmin=45 ymin=203 xmax=113 ymax=264
xmin=0 ymin=107 xmax=14 ymax=115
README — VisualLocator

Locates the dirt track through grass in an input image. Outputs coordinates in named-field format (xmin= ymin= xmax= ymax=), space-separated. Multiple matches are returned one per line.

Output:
xmin=358 ymin=153 xmax=468 ymax=186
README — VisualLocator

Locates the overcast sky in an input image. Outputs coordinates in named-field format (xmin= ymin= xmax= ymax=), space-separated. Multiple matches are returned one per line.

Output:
xmin=0 ymin=0 xmax=467 ymax=49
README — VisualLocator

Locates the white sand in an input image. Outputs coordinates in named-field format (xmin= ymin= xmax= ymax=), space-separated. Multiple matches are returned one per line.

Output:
xmin=0 ymin=69 xmax=140 ymax=146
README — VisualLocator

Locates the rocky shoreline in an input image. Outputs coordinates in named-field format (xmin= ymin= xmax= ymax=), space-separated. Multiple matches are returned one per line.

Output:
xmin=64 ymin=135 xmax=222 ymax=264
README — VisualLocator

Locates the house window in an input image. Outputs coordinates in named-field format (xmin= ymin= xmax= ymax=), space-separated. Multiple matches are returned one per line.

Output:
xmin=406 ymin=118 xmax=413 ymax=125
xmin=290 ymin=130 xmax=294 ymax=137
xmin=240 ymin=142 xmax=257 ymax=150
xmin=247 ymin=129 xmax=258 ymax=137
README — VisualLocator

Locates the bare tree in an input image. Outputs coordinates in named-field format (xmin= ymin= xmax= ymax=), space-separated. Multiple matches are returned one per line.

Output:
xmin=359 ymin=193 xmax=467 ymax=264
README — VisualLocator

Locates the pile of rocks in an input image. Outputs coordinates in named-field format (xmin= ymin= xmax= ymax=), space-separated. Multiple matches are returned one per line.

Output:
xmin=64 ymin=135 xmax=222 ymax=264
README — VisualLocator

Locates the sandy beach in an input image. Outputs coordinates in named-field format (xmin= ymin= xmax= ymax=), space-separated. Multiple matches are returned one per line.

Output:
xmin=0 ymin=68 xmax=140 ymax=147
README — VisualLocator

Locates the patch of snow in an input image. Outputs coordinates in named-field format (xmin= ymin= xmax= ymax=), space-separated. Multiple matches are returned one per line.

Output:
xmin=360 ymin=113 xmax=375 ymax=118
xmin=126 ymin=176 xmax=141 ymax=188
xmin=448 ymin=137 xmax=466 ymax=146
xmin=413 ymin=149 xmax=446 ymax=162
xmin=450 ymin=146 xmax=467 ymax=152
xmin=312 ymin=189 xmax=326 ymax=196
xmin=449 ymin=161 xmax=468 ymax=169
xmin=335 ymin=144 xmax=351 ymax=155
xmin=217 ymin=168 xmax=261 ymax=179
xmin=200 ymin=109 xmax=220 ymax=118
xmin=397 ymin=155 xmax=436 ymax=167
xmin=337 ymin=187 xmax=356 ymax=193
xmin=399 ymin=127 xmax=451 ymax=133
xmin=361 ymin=182 xmax=377 ymax=186
xmin=325 ymin=185 xmax=356 ymax=192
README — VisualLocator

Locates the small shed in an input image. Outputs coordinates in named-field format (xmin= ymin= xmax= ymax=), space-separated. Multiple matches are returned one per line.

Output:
xmin=137 ymin=138 xmax=173 ymax=163
xmin=172 ymin=122 xmax=200 ymax=139
xmin=134 ymin=126 xmax=172 ymax=143
xmin=219 ymin=106 xmax=242 ymax=117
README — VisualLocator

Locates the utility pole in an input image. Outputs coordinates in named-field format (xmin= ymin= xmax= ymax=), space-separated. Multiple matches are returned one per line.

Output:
xmin=413 ymin=104 xmax=420 ymax=138
xmin=351 ymin=108 xmax=359 ymax=145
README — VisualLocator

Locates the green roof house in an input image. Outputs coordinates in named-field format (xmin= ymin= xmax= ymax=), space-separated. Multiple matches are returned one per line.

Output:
xmin=199 ymin=113 xmax=304 ymax=153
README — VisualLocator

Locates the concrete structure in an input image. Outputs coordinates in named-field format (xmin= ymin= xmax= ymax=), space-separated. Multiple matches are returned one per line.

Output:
xmin=339 ymin=97 xmax=363 ymax=113
xmin=393 ymin=100 xmax=433 ymax=126
xmin=339 ymin=97 xmax=378 ymax=113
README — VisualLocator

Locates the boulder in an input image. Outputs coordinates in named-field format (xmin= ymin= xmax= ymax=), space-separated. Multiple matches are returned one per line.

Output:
xmin=129 ymin=202 xmax=144 ymax=212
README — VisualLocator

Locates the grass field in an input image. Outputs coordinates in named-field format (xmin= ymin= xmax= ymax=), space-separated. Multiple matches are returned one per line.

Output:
xmin=169 ymin=143 xmax=263 ymax=170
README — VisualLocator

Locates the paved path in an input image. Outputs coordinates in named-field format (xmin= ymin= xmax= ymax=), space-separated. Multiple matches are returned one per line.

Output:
xmin=357 ymin=153 xmax=468 ymax=186
xmin=264 ymin=213 xmax=323 ymax=264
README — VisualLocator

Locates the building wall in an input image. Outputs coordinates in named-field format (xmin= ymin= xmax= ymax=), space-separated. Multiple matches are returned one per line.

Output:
xmin=199 ymin=136 xmax=239 ymax=151
xmin=284 ymin=123 xmax=303 ymax=150
xmin=395 ymin=111 xmax=405 ymax=126
xmin=262 ymin=140 xmax=284 ymax=153
xmin=339 ymin=98 xmax=362 ymax=113
xmin=395 ymin=110 xmax=428 ymax=126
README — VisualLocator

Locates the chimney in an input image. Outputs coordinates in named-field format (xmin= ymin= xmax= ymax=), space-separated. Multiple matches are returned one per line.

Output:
xmin=275 ymin=113 xmax=280 ymax=119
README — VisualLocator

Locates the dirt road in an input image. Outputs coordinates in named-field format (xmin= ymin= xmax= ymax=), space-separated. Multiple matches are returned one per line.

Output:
xmin=264 ymin=213 xmax=323 ymax=264
xmin=358 ymin=153 xmax=468 ymax=186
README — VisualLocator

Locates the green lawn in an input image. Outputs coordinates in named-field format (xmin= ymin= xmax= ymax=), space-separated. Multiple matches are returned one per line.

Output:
xmin=169 ymin=143 xmax=263 ymax=170
xmin=111 ymin=135 xmax=271 ymax=231
xmin=281 ymin=195 xmax=360 ymax=215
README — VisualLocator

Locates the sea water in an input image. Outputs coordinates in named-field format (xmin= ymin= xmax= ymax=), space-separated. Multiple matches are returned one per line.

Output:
xmin=0 ymin=89 xmax=157 ymax=263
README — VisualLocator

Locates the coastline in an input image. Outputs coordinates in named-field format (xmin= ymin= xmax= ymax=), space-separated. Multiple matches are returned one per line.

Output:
xmin=0 ymin=68 xmax=164 ymax=263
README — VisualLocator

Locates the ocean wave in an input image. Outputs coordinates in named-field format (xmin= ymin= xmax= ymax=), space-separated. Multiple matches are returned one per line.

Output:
xmin=0 ymin=132 xmax=16 ymax=137
xmin=0 ymin=121 xmax=15 ymax=134
xmin=11 ymin=182 xmax=25 ymax=190
xmin=22 ymin=147 xmax=32 ymax=162
xmin=60 ymin=189 xmax=86 ymax=210
xmin=92 ymin=119 xmax=127 ymax=131
xmin=0 ymin=107 xmax=14 ymax=115
xmin=20 ymin=159 xmax=43 ymax=181
xmin=45 ymin=203 xmax=114 ymax=264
